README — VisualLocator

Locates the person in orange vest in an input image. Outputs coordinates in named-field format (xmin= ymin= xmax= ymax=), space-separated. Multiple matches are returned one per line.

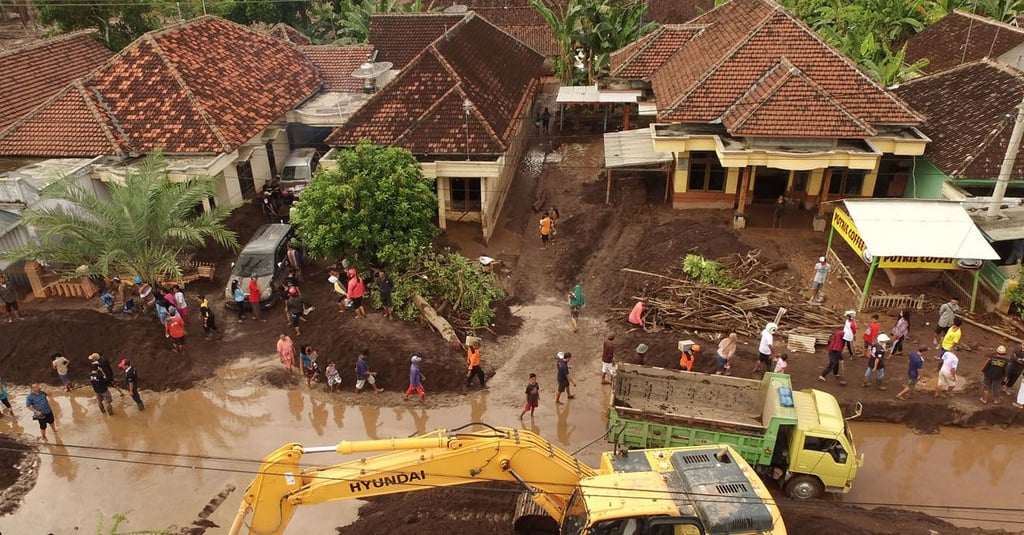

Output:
xmin=466 ymin=339 xmax=486 ymax=388
xmin=679 ymin=343 xmax=700 ymax=372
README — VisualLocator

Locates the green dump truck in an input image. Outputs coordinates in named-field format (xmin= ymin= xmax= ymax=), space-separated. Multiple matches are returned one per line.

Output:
xmin=607 ymin=364 xmax=861 ymax=500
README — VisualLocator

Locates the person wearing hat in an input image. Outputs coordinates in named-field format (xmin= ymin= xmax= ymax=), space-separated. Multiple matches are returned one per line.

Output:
xmin=862 ymin=333 xmax=890 ymax=390
xmin=88 ymin=353 xmax=123 ymax=396
xmin=753 ymin=323 xmax=777 ymax=374
xmin=980 ymin=345 xmax=1009 ymax=405
xmin=355 ymin=349 xmax=384 ymax=394
xmin=554 ymin=352 xmax=576 ymax=404
xmin=842 ymin=311 xmax=858 ymax=357
xmin=466 ymin=339 xmax=486 ymax=389
xmin=810 ymin=256 xmax=831 ymax=302
xmin=346 ymin=268 xmax=367 ymax=319
xmin=679 ymin=343 xmax=700 ymax=372
xmin=404 ymin=355 xmax=426 ymax=401
xmin=632 ymin=343 xmax=648 ymax=365
xmin=119 ymin=358 xmax=144 ymax=411
xmin=89 ymin=360 xmax=114 ymax=416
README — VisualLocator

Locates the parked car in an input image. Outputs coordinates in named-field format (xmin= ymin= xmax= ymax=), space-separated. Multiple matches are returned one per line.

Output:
xmin=224 ymin=223 xmax=294 ymax=309
xmin=280 ymin=148 xmax=319 ymax=181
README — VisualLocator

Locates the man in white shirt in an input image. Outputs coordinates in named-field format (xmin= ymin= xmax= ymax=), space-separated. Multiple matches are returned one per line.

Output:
xmin=810 ymin=256 xmax=831 ymax=302
xmin=935 ymin=350 xmax=959 ymax=397
xmin=753 ymin=322 xmax=777 ymax=374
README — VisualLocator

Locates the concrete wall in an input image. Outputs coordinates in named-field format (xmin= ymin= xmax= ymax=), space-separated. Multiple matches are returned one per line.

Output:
xmin=904 ymin=158 xmax=948 ymax=199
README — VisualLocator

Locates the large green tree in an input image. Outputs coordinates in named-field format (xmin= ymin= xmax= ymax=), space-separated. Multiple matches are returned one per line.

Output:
xmin=2 ymin=154 xmax=238 ymax=283
xmin=532 ymin=0 xmax=656 ymax=84
xmin=291 ymin=141 xmax=438 ymax=266
xmin=33 ymin=0 xmax=163 ymax=50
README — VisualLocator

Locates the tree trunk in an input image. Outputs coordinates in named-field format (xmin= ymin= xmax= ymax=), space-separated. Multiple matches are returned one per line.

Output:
xmin=412 ymin=293 xmax=463 ymax=348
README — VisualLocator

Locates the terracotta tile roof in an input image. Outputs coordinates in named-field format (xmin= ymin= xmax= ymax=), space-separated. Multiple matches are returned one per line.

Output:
xmin=0 ymin=16 xmax=321 ymax=157
xmin=328 ymin=13 xmax=543 ymax=155
xmin=721 ymin=60 xmax=874 ymax=137
xmin=646 ymin=0 xmax=921 ymax=135
xmin=645 ymin=0 xmax=717 ymax=24
xmin=610 ymin=25 xmax=698 ymax=80
xmin=0 ymin=81 xmax=123 ymax=157
xmin=0 ymin=31 xmax=112 ymax=131
xmin=896 ymin=60 xmax=1024 ymax=179
xmin=470 ymin=7 xmax=558 ymax=55
xmin=369 ymin=14 xmax=466 ymax=69
xmin=267 ymin=23 xmax=312 ymax=45
xmin=299 ymin=45 xmax=374 ymax=92
xmin=905 ymin=11 xmax=1024 ymax=74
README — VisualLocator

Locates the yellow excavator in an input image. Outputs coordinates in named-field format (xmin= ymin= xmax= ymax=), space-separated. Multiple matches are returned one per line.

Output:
xmin=229 ymin=424 xmax=786 ymax=535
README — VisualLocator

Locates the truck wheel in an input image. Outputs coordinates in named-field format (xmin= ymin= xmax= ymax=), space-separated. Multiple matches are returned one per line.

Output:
xmin=784 ymin=475 xmax=823 ymax=500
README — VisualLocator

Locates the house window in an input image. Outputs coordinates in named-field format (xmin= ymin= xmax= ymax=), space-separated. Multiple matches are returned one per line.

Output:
xmin=687 ymin=152 xmax=726 ymax=192
xmin=828 ymin=168 xmax=865 ymax=195
xmin=450 ymin=178 xmax=482 ymax=211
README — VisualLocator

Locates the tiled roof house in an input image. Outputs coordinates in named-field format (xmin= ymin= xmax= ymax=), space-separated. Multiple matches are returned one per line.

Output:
xmin=0 ymin=31 xmax=112 ymax=132
xmin=0 ymin=16 xmax=322 ymax=207
xmin=267 ymin=23 xmax=313 ymax=45
xmin=895 ymin=60 xmax=1024 ymax=194
xmin=905 ymin=11 xmax=1024 ymax=74
xmin=299 ymin=45 xmax=374 ymax=92
xmin=605 ymin=0 xmax=928 ymax=216
xmin=329 ymin=12 xmax=544 ymax=241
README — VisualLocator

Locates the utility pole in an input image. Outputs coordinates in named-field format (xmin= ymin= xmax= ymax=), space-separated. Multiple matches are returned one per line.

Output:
xmin=987 ymin=92 xmax=1024 ymax=217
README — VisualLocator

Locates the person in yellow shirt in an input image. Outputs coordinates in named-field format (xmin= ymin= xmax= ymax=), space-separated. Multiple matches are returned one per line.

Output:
xmin=539 ymin=212 xmax=552 ymax=250
xmin=941 ymin=317 xmax=963 ymax=355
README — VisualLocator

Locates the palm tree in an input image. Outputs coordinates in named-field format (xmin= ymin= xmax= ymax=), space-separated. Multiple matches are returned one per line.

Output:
xmin=2 ymin=154 xmax=239 ymax=283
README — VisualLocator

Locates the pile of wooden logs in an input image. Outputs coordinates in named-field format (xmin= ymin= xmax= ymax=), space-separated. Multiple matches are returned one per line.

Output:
xmin=620 ymin=250 xmax=840 ymax=343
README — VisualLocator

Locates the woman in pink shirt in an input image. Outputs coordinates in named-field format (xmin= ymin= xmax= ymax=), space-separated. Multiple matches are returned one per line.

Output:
xmin=276 ymin=334 xmax=296 ymax=374
xmin=346 ymin=269 xmax=367 ymax=319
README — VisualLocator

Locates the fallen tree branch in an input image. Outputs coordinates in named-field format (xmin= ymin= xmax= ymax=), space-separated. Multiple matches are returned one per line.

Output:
xmin=413 ymin=293 xmax=464 ymax=348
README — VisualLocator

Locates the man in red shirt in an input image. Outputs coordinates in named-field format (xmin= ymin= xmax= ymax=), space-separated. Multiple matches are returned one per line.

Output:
xmin=165 ymin=313 xmax=187 ymax=352
xmin=819 ymin=329 xmax=847 ymax=384
xmin=248 ymin=276 xmax=262 ymax=321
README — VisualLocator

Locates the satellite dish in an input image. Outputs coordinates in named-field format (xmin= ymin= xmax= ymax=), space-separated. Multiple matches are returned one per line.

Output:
xmin=351 ymin=61 xmax=394 ymax=94
xmin=443 ymin=4 xmax=468 ymax=12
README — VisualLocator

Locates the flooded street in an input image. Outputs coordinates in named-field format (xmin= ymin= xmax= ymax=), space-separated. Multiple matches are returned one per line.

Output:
xmin=848 ymin=421 xmax=1024 ymax=531
xmin=3 ymin=305 xmax=1022 ymax=533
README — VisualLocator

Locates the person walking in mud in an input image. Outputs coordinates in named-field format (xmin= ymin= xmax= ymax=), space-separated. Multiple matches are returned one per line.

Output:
xmin=539 ymin=212 xmax=553 ymax=250
xmin=404 ymin=355 xmax=426 ymax=401
xmin=541 ymin=107 xmax=551 ymax=134
xmin=567 ymin=284 xmax=585 ymax=332
xmin=772 ymin=195 xmax=786 ymax=229
xmin=520 ymin=373 xmax=540 ymax=419
xmin=933 ymin=298 xmax=959 ymax=350
xmin=119 ymin=358 xmax=144 ymax=411
xmin=753 ymin=322 xmax=777 ymax=374
xmin=1003 ymin=341 xmax=1024 ymax=395
xmin=819 ymin=328 xmax=847 ymax=385
xmin=355 ymin=349 xmax=384 ymax=394
xmin=466 ymin=339 xmax=486 ymax=389
xmin=554 ymin=352 xmax=576 ymax=404
xmin=980 ymin=345 xmax=1009 ymax=405
xmin=0 ymin=376 xmax=12 ymax=416
xmin=277 ymin=334 xmax=296 ymax=374
xmin=89 ymin=361 xmax=114 ymax=415
xmin=0 ymin=275 xmax=21 ymax=321
xmin=248 ymin=276 xmax=263 ymax=321
xmin=549 ymin=206 xmax=560 ymax=242
xmin=346 ymin=269 xmax=367 ymax=319
xmin=26 ymin=383 xmax=57 ymax=441
xmin=165 ymin=308 xmax=187 ymax=353
xmin=376 ymin=270 xmax=395 ymax=320
xmin=230 ymin=279 xmax=245 ymax=322
xmin=51 ymin=352 xmax=73 ymax=392
xmin=601 ymin=334 xmax=616 ymax=383
xmin=842 ymin=310 xmax=858 ymax=357
xmin=896 ymin=346 xmax=927 ymax=401
xmin=88 ymin=353 xmax=123 ymax=396
xmin=809 ymin=256 xmax=830 ymax=302
xmin=862 ymin=333 xmax=889 ymax=390
xmin=198 ymin=294 xmax=220 ymax=340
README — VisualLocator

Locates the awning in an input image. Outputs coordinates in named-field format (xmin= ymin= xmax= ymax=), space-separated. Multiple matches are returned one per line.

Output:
xmin=556 ymin=85 xmax=642 ymax=104
xmin=841 ymin=199 xmax=998 ymax=260
xmin=604 ymin=128 xmax=674 ymax=169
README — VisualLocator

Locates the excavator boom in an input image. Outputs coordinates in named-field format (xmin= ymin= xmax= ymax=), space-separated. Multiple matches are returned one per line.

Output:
xmin=229 ymin=427 xmax=595 ymax=535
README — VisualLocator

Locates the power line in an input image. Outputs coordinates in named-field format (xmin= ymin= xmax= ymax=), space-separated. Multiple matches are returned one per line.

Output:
xmin=3 ymin=441 xmax=1022 ymax=526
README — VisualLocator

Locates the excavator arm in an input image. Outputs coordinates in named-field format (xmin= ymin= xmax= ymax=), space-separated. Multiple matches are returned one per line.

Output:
xmin=229 ymin=426 xmax=597 ymax=535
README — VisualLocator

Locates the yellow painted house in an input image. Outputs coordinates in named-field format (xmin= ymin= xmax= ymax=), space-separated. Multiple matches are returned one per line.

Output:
xmin=607 ymin=0 xmax=929 ymax=224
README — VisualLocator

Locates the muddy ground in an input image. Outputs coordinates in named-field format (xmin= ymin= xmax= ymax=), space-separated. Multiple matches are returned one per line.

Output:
xmin=1 ymin=84 xmax=1020 ymax=533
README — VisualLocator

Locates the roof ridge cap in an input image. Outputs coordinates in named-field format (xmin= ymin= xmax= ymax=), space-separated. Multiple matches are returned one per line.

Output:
xmin=79 ymin=81 xmax=128 ymax=156
xmin=952 ymin=9 xmax=1024 ymax=34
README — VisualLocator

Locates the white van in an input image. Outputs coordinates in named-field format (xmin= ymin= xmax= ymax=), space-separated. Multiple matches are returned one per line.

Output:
xmin=280 ymin=148 xmax=319 ymax=181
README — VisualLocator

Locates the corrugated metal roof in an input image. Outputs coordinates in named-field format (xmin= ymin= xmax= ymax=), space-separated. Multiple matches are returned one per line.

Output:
xmin=603 ymin=128 xmax=674 ymax=169
xmin=842 ymin=199 xmax=999 ymax=259
xmin=556 ymin=84 xmax=642 ymax=104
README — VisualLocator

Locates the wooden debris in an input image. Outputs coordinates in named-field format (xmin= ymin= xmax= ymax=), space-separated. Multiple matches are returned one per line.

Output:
xmin=787 ymin=334 xmax=817 ymax=354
